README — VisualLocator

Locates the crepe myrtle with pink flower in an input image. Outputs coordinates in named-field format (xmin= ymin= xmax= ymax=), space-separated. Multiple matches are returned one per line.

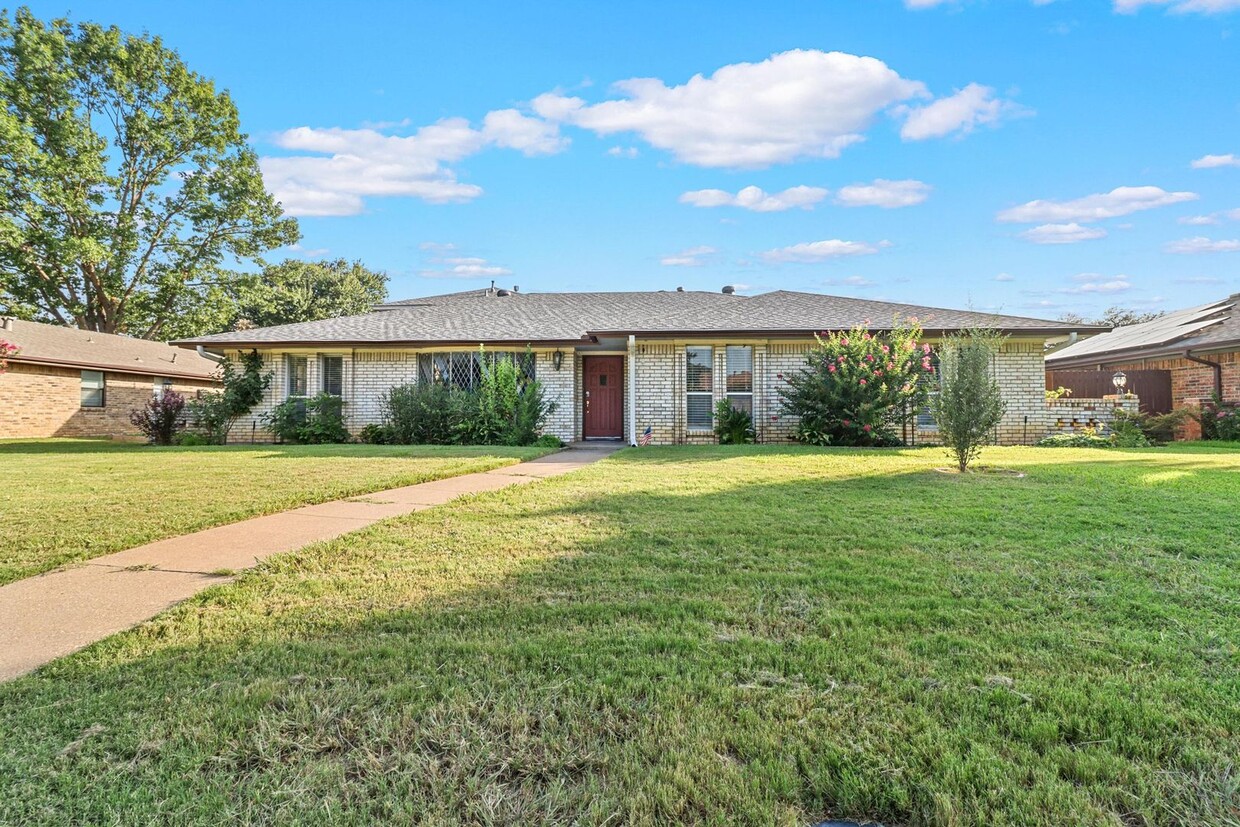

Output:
xmin=778 ymin=319 xmax=933 ymax=447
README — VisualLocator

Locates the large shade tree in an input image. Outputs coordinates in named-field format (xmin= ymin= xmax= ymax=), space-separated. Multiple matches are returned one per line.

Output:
xmin=229 ymin=258 xmax=388 ymax=330
xmin=0 ymin=8 xmax=298 ymax=338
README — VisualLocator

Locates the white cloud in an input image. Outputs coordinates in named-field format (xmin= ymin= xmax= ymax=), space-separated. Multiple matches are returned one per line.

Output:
xmin=761 ymin=239 xmax=891 ymax=263
xmin=287 ymin=244 xmax=330 ymax=258
xmin=1116 ymin=0 xmax=1240 ymax=14
xmin=1019 ymin=223 xmax=1108 ymax=244
xmin=532 ymin=50 xmax=935 ymax=168
xmin=480 ymin=109 xmax=569 ymax=155
xmin=1060 ymin=275 xmax=1133 ymax=294
xmin=1164 ymin=236 xmax=1240 ymax=254
xmin=1190 ymin=153 xmax=1240 ymax=169
xmin=834 ymin=178 xmax=932 ymax=208
xmin=606 ymin=146 xmax=639 ymax=158
xmin=418 ymin=245 xmax=513 ymax=279
xmin=660 ymin=246 xmax=717 ymax=267
xmin=1180 ymin=214 xmax=1221 ymax=225
xmin=994 ymin=272 xmax=1016 ymax=282
xmin=825 ymin=275 xmax=877 ymax=287
xmin=899 ymin=84 xmax=1027 ymax=141
xmin=996 ymin=186 xmax=1198 ymax=223
xmin=262 ymin=111 xmax=565 ymax=217
xmin=679 ymin=185 xmax=828 ymax=212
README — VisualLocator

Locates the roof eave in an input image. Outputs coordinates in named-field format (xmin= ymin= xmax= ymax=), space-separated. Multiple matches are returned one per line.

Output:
xmin=7 ymin=353 xmax=219 ymax=381
xmin=177 ymin=337 xmax=594 ymax=349
xmin=1047 ymin=338 xmax=1240 ymax=369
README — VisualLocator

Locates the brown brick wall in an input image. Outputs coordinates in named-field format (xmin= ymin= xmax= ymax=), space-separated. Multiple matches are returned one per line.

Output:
xmin=1092 ymin=350 xmax=1239 ymax=439
xmin=0 ymin=362 xmax=218 ymax=439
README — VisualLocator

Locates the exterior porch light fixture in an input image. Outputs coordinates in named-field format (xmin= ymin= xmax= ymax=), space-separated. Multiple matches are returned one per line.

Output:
xmin=1112 ymin=371 xmax=1127 ymax=393
xmin=552 ymin=349 xmax=564 ymax=371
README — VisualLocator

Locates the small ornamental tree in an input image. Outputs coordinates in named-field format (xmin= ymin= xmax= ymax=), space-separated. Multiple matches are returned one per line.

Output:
xmin=188 ymin=350 xmax=271 ymax=443
xmin=129 ymin=390 xmax=186 ymax=445
xmin=930 ymin=329 xmax=1007 ymax=472
xmin=779 ymin=320 xmax=933 ymax=446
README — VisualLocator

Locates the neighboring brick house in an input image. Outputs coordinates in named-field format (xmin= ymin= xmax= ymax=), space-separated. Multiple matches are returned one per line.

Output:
xmin=1046 ymin=294 xmax=1239 ymax=438
xmin=175 ymin=287 xmax=1100 ymax=446
xmin=0 ymin=317 xmax=221 ymax=439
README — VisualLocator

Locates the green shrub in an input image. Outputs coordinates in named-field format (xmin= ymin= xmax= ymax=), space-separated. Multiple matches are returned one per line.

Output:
xmin=381 ymin=350 xmax=555 ymax=447
xmin=1112 ymin=408 xmax=1186 ymax=445
xmin=264 ymin=393 xmax=350 ymax=444
xmin=930 ymin=329 xmax=1008 ymax=472
xmin=1036 ymin=430 xmax=1113 ymax=448
xmin=383 ymin=382 xmax=467 ymax=445
xmin=457 ymin=352 xmax=555 ymax=446
xmin=1199 ymin=396 xmax=1240 ymax=441
xmin=713 ymin=399 xmax=755 ymax=444
xmin=779 ymin=320 xmax=931 ymax=447
xmin=358 ymin=423 xmax=397 ymax=445
xmin=173 ymin=432 xmax=208 ymax=446
xmin=534 ymin=434 xmax=564 ymax=448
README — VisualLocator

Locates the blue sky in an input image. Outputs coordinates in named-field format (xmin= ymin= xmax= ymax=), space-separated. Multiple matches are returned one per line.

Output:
xmin=29 ymin=0 xmax=1240 ymax=318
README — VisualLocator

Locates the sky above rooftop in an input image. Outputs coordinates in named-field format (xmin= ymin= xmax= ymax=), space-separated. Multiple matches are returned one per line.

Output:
xmin=27 ymin=0 xmax=1240 ymax=318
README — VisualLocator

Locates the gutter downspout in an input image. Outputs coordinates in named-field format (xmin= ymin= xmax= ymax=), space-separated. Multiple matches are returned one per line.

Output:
xmin=1185 ymin=350 xmax=1224 ymax=399
xmin=196 ymin=345 xmax=225 ymax=363
xmin=628 ymin=335 xmax=637 ymax=446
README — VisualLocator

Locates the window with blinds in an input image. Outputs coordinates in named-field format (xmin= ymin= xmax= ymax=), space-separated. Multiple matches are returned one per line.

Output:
xmin=725 ymin=346 xmax=753 ymax=413
xmin=321 ymin=356 xmax=344 ymax=396
xmin=287 ymin=356 xmax=308 ymax=397
xmin=686 ymin=346 xmax=713 ymax=429
xmin=81 ymin=370 xmax=105 ymax=408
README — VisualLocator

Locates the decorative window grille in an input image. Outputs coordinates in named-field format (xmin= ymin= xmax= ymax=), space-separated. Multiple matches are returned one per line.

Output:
xmin=417 ymin=351 xmax=535 ymax=390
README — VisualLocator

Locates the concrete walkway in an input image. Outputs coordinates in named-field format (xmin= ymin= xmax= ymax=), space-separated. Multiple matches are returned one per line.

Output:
xmin=0 ymin=446 xmax=619 ymax=682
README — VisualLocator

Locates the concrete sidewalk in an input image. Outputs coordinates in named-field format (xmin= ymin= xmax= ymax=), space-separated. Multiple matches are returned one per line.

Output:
xmin=0 ymin=446 xmax=619 ymax=682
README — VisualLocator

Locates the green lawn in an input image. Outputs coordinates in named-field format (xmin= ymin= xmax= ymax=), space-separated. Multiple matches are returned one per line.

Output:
xmin=2 ymin=444 xmax=1238 ymax=826
xmin=0 ymin=439 xmax=549 ymax=585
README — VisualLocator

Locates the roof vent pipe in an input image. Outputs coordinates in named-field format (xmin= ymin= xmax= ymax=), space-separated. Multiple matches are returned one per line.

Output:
xmin=512 ymin=285 xmax=519 ymax=293
xmin=722 ymin=285 xmax=735 ymax=295
xmin=676 ymin=286 xmax=684 ymax=292
xmin=0 ymin=316 xmax=12 ymax=331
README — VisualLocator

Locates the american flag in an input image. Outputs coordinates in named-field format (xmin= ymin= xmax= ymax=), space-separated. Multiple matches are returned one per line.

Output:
xmin=638 ymin=426 xmax=653 ymax=446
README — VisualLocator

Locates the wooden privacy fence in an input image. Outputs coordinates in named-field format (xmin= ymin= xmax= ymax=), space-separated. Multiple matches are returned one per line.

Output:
xmin=1046 ymin=369 xmax=1173 ymax=414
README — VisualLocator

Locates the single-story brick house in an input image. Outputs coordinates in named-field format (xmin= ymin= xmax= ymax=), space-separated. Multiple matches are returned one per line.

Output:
xmin=0 ymin=317 xmax=221 ymax=439
xmin=1046 ymin=294 xmax=1238 ymax=436
xmin=175 ymin=287 xmax=1101 ymax=446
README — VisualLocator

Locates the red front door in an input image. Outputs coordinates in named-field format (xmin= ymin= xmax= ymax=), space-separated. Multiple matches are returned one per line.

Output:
xmin=582 ymin=356 xmax=624 ymax=438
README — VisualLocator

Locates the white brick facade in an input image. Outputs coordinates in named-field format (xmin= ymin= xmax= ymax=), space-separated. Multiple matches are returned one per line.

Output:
xmin=227 ymin=336 xmax=1057 ymax=446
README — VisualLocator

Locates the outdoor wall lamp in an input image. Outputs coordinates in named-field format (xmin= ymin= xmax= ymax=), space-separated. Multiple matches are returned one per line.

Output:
xmin=1112 ymin=371 xmax=1127 ymax=393
xmin=552 ymin=349 xmax=564 ymax=371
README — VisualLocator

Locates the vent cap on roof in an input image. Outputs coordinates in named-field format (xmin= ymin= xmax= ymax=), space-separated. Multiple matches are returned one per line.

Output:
xmin=496 ymin=288 xmax=510 ymax=297
xmin=722 ymin=285 xmax=735 ymax=295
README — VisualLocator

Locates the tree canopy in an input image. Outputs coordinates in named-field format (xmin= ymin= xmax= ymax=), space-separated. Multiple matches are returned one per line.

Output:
xmin=1058 ymin=307 xmax=1164 ymax=328
xmin=229 ymin=258 xmax=388 ymax=330
xmin=0 ymin=8 xmax=298 ymax=338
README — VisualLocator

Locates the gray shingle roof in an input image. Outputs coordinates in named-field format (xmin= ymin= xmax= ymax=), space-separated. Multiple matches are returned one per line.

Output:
xmin=1 ymin=317 xmax=220 ymax=379
xmin=1046 ymin=294 xmax=1240 ymax=366
xmin=174 ymin=288 xmax=1097 ymax=348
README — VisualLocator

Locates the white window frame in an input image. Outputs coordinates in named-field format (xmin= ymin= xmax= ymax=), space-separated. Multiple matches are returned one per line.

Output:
xmin=725 ymin=345 xmax=753 ymax=414
xmin=286 ymin=355 xmax=308 ymax=398
xmin=686 ymin=346 xmax=714 ymax=431
xmin=320 ymin=355 xmax=344 ymax=397
xmin=81 ymin=370 xmax=105 ymax=408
